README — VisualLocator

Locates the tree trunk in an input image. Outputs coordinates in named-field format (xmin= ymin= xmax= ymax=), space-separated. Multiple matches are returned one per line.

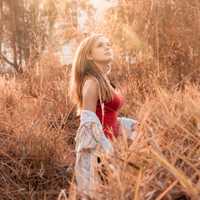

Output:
xmin=9 ymin=0 xmax=18 ymax=70
xmin=11 ymin=0 xmax=23 ymax=72
xmin=0 ymin=0 xmax=3 ymax=58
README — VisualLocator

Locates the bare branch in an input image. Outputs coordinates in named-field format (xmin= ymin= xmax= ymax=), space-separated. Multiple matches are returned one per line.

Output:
xmin=0 ymin=52 xmax=15 ymax=67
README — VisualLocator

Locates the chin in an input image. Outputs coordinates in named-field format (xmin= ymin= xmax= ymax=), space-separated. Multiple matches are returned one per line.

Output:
xmin=104 ymin=59 xmax=112 ymax=64
xmin=103 ymin=57 xmax=113 ymax=62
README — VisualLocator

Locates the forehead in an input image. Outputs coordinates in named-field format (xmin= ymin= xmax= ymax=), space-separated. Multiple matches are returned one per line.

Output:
xmin=94 ymin=36 xmax=110 ymax=44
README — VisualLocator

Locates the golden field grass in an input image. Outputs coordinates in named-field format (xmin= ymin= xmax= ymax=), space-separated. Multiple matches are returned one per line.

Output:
xmin=0 ymin=49 xmax=199 ymax=200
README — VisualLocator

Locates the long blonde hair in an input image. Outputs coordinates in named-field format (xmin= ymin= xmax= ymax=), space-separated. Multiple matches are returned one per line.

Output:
xmin=69 ymin=34 xmax=113 ymax=112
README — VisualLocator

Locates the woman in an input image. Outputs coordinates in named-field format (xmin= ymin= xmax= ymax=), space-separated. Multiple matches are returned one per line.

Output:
xmin=69 ymin=33 xmax=137 ymax=200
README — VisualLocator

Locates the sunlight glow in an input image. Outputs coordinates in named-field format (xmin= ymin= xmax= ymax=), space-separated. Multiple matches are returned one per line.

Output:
xmin=90 ymin=0 xmax=118 ymax=22
xmin=90 ymin=0 xmax=118 ymax=10
xmin=90 ymin=0 xmax=108 ymax=9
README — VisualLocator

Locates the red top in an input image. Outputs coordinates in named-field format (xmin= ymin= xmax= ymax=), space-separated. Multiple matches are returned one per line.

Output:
xmin=96 ymin=91 xmax=124 ymax=139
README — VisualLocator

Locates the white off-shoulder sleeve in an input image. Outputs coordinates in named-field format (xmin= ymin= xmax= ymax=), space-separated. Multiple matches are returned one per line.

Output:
xmin=75 ymin=109 xmax=113 ymax=154
xmin=75 ymin=110 xmax=113 ymax=199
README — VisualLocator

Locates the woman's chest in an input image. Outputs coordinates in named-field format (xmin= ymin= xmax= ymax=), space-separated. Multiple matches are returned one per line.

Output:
xmin=105 ymin=92 xmax=124 ymax=110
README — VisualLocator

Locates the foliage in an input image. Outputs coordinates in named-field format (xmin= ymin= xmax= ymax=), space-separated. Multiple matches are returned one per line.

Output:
xmin=103 ymin=0 xmax=200 ymax=85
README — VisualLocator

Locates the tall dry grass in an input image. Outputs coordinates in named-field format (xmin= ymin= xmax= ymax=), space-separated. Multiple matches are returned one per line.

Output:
xmin=0 ymin=48 xmax=199 ymax=199
xmin=0 ymin=50 xmax=76 ymax=199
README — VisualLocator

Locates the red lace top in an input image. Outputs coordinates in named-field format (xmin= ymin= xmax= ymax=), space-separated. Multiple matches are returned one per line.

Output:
xmin=96 ymin=91 xmax=124 ymax=139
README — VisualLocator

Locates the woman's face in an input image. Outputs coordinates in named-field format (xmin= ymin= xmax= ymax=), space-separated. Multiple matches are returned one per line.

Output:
xmin=89 ymin=36 xmax=113 ymax=63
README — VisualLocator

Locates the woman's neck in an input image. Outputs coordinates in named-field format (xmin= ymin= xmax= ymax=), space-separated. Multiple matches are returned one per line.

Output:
xmin=93 ymin=61 xmax=111 ymax=75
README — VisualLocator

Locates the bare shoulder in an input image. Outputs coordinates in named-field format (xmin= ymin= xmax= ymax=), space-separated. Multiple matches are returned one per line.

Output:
xmin=82 ymin=77 xmax=99 ymax=111
xmin=82 ymin=77 xmax=99 ymax=96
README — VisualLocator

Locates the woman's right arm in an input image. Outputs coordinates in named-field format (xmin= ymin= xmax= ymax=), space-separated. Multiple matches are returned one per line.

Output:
xmin=76 ymin=78 xmax=113 ymax=154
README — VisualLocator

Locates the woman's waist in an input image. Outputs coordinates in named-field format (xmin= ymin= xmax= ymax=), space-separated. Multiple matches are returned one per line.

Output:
xmin=96 ymin=111 xmax=118 ymax=123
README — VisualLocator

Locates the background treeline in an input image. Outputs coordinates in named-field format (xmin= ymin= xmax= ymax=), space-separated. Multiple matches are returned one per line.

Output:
xmin=0 ymin=0 xmax=91 ymax=72
xmin=1 ymin=0 xmax=199 ymax=86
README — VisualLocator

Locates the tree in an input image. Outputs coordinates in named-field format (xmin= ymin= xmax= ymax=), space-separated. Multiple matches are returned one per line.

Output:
xmin=0 ymin=0 xmax=59 ymax=72
xmin=103 ymin=0 xmax=200 ymax=84
xmin=0 ymin=0 xmax=2 ymax=58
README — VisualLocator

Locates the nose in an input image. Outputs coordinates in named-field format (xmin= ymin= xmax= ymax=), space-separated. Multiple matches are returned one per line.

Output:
xmin=105 ymin=46 xmax=109 ymax=51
